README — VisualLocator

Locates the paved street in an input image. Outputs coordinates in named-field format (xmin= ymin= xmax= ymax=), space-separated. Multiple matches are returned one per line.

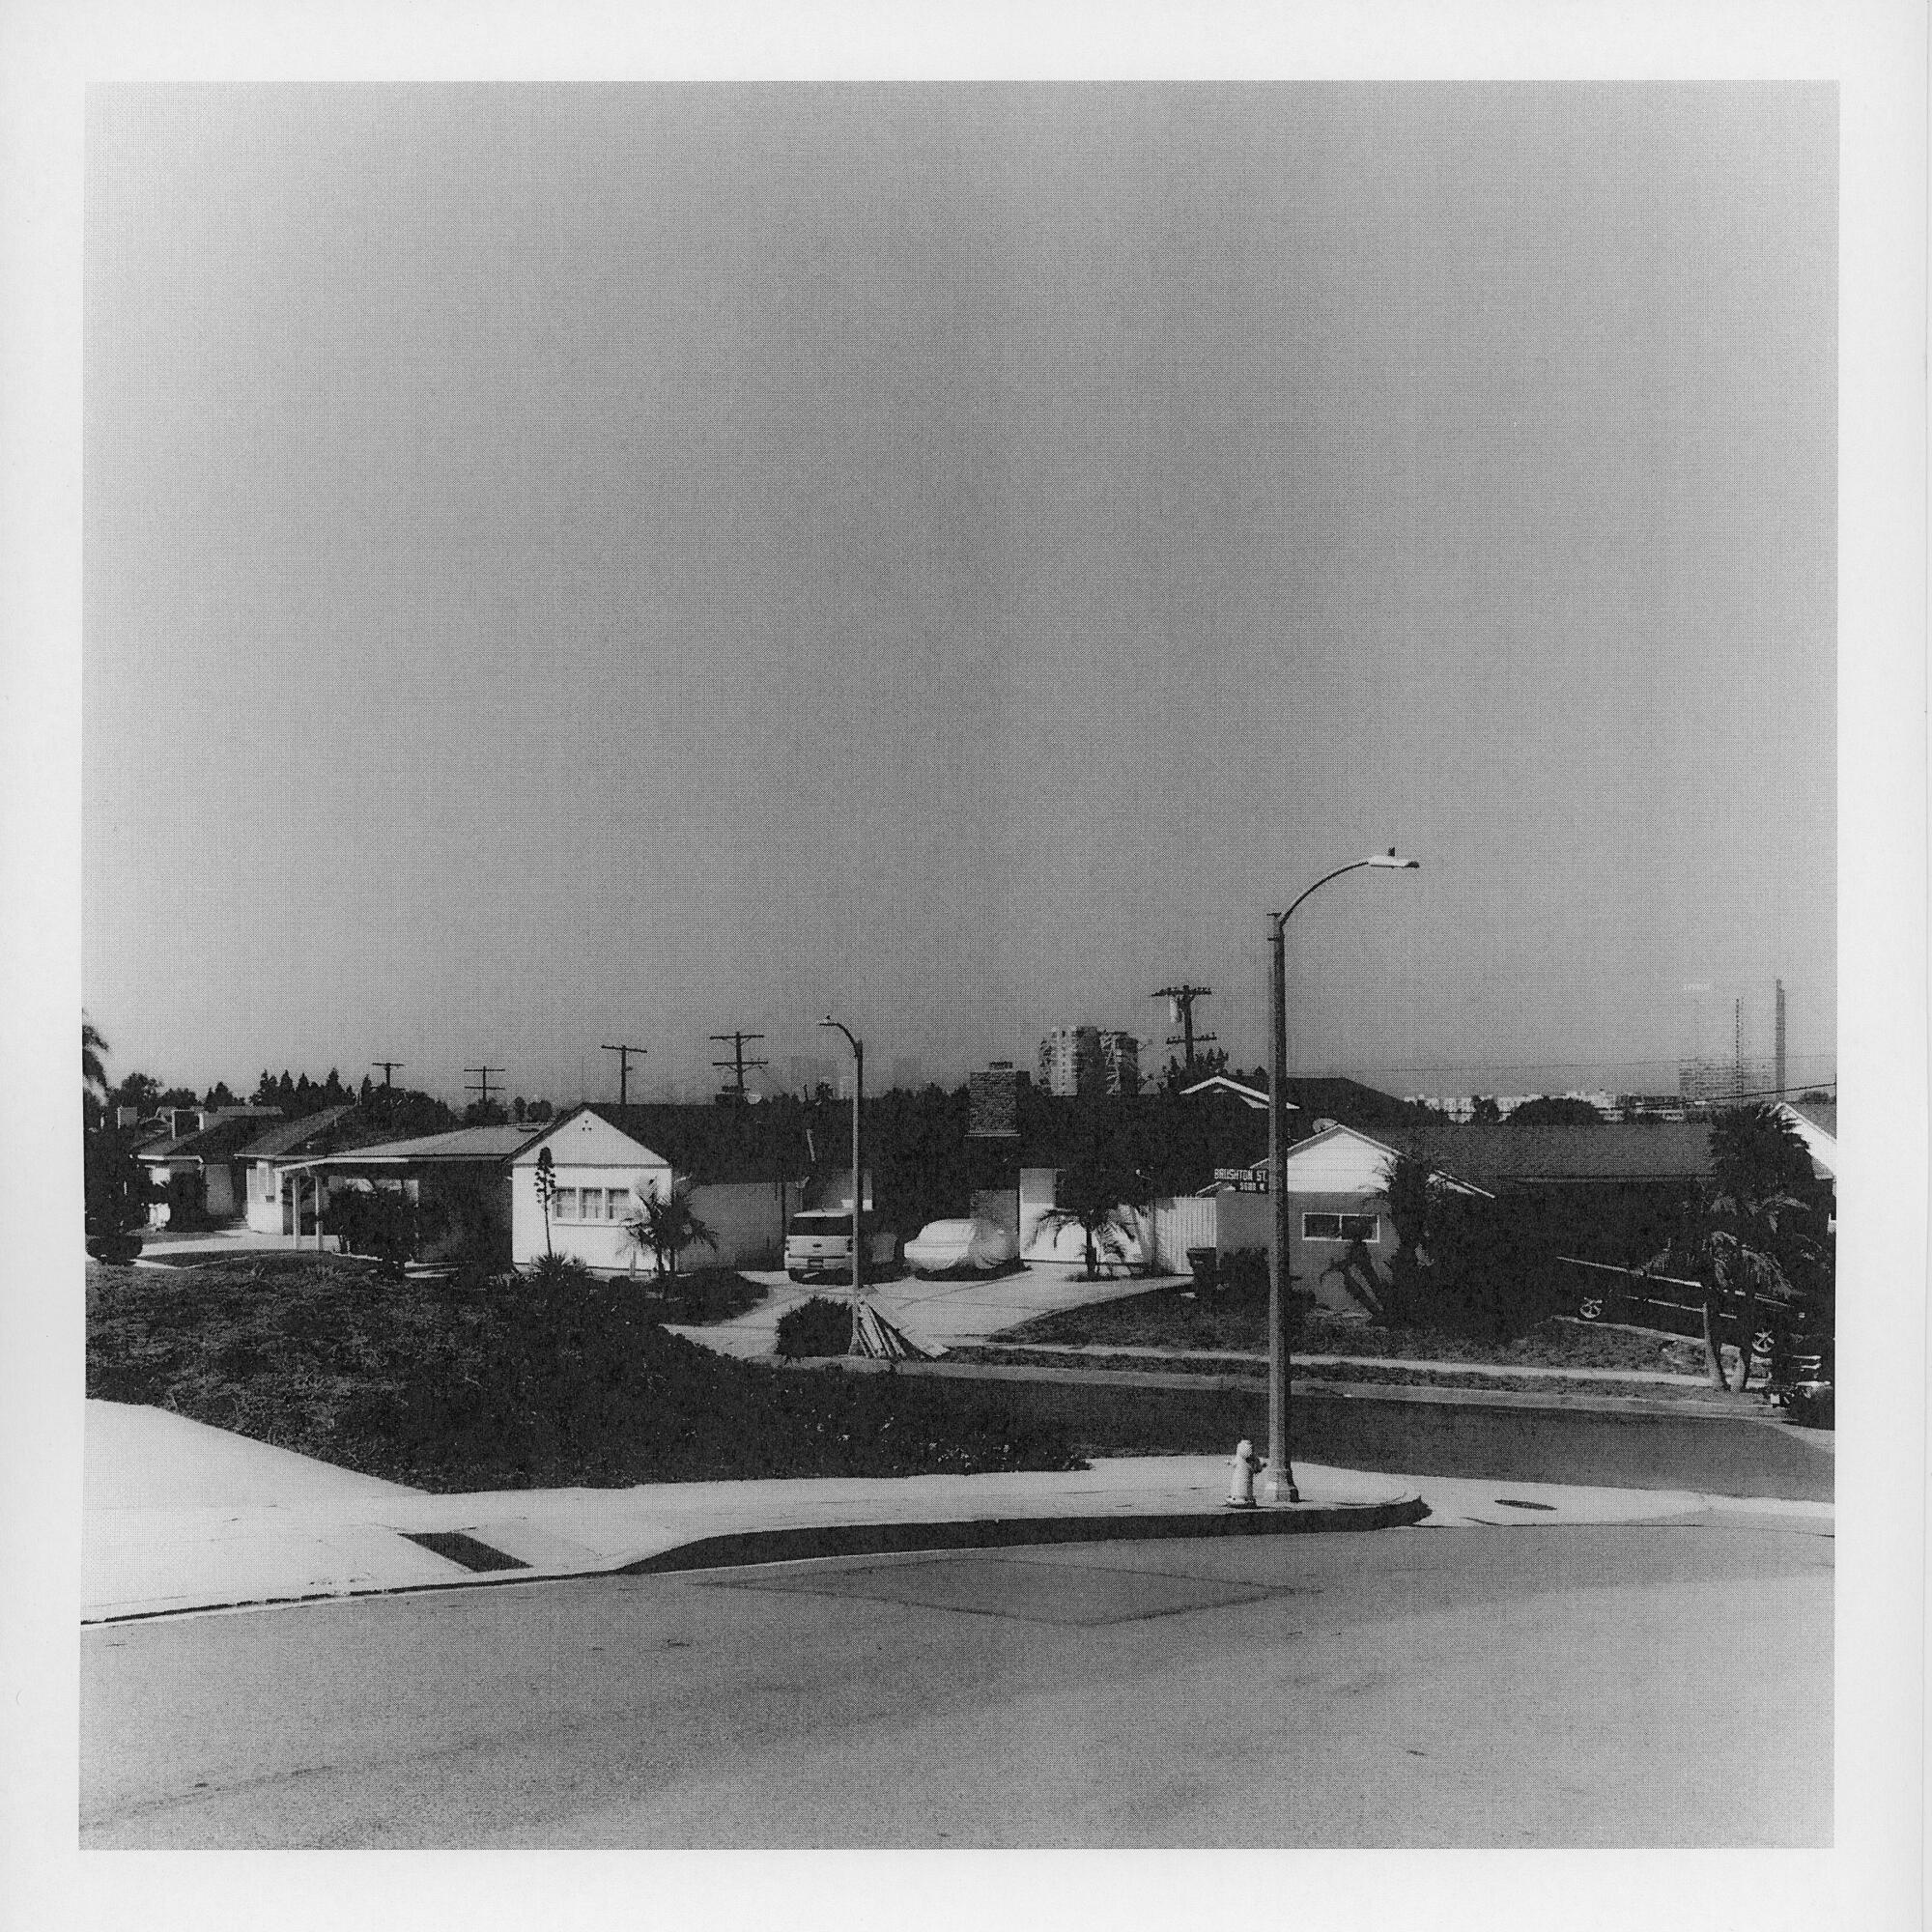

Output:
xmin=82 ymin=1515 xmax=1830 ymax=1848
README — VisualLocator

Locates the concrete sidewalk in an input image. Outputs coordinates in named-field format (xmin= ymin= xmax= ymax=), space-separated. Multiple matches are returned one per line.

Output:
xmin=666 ymin=1265 xmax=1177 ymax=1359
xmin=83 ymin=1401 xmax=1828 ymax=1625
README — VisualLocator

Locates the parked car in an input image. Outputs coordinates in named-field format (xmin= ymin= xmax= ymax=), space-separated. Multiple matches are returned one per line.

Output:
xmin=903 ymin=1217 xmax=1020 ymax=1278
xmin=784 ymin=1209 xmax=896 ymax=1284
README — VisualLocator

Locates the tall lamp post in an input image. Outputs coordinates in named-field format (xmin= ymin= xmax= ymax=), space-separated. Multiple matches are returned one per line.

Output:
xmin=1262 ymin=848 xmax=1419 ymax=1506
xmin=818 ymin=1016 xmax=864 ymax=1351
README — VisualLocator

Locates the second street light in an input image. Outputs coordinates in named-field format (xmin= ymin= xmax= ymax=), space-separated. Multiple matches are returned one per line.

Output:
xmin=817 ymin=1015 xmax=864 ymax=1353
xmin=1261 ymin=848 xmax=1419 ymax=1506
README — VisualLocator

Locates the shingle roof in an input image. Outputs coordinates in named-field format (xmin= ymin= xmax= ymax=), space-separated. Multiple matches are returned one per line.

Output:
xmin=1412 ymin=1122 xmax=1713 ymax=1186
xmin=582 ymin=1103 xmax=812 ymax=1185
xmin=236 ymin=1105 xmax=357 ymax=1161
xmin=1787 ymin=1100 xmax=1836 ymax=1140
xmin=137 ymin=1115 xmax=281 ymax=1163
xmin=296 ymin=1123 xmax=547 ymax=1165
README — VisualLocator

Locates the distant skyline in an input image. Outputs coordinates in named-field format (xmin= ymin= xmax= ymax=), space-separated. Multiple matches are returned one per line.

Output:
xmin=83 ymin=83 xmax=1836 ymax=1108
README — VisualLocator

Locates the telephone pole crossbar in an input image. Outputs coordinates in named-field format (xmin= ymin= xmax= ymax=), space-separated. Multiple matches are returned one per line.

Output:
xmin=463 ymin=1065 xmax=505 ymax=1113
xmin=370 ymin=1061 xmax=406 ymax=1089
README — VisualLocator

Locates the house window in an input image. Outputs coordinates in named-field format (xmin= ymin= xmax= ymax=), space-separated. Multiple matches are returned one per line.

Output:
xmin=554 ymin=1187 xmax=579 ymax=1221
xmin=1302 ymin=1212 xmax=1379 ymax=1243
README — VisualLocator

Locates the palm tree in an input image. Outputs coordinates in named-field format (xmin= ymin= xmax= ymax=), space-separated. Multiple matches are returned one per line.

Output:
xmin=1653 ymin=1104 xmax=1819 ymax=1393
xmin=1032 ymin=1157 xmax=1146 ymax=1281
xmin=83 ymin=1016 xmax=109 ymax=1102
xmin=624 ymin=1176 xmax=720 ymax=1283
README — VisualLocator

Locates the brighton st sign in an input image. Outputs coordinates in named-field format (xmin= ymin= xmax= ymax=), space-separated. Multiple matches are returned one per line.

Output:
xmin=1214 ymin=1168 xmax=1269 ymax=1193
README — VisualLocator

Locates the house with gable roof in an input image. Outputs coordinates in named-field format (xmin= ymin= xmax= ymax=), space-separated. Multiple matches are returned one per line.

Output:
xmin=510 ymin=1102 xmax=812 ymax=1275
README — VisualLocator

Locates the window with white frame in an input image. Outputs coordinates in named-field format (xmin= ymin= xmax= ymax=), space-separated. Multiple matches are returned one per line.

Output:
xmin=552 ymin=1184 xmax=632 ymax=1222
xmin=1301 ymin=1212 xmax=1379 ymax=1243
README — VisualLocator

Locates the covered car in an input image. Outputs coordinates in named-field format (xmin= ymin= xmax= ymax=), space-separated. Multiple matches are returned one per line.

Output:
xmin=903 ymin=1217 xmax=1020 ymax=1277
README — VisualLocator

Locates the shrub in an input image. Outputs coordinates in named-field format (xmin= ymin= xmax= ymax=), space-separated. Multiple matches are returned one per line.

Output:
xmin=653 ymin=1266 xmax=763 ymax=1326
xmin=776 ymin=1295 xmax=852 ymax=1359
xmin=525 ymin=1252 xmax=594 ymax=1291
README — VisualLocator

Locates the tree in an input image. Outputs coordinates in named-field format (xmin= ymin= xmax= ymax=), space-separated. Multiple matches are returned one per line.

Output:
xmin=111 ymin=1071 xmax=161 ymax=1118
xmin=533 ymin=1147 xmax=556 ymax=1258
xmin=1469 ymin=1095 xmax=1502 ymax=1124
xmin=1508 ymin=1095 xmax=1604 ymax=1125
xmin=1031 ymin=1152 xmax=1148 ymax=1281
xmin=528 ymin=1098 xmax=554 ymax=1122
xmin=1652 ymin=1103 xmax=1820 ymax=1393
xmin=624 ymin=1176 xmax=720 ymax=1282
xmin=204 ymin=1081 xmax=238 ymax=1109
xmin=1377 ymin=1145 xmax=1442 ymax=1324
xmin=83 ymin=1016 xmax=109 ymax=1105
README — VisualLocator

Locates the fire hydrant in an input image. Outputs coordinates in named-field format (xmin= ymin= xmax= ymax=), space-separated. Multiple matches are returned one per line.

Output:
xmin=1226 ymin=1438 xmax=1263 ymax=1509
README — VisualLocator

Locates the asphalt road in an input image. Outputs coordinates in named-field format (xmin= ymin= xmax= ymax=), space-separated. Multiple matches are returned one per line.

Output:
xmin=82 ymin=1514 xmax=1831 ymax=1849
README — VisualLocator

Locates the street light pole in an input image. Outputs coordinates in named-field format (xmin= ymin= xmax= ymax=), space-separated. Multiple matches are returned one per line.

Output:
xmin=1262 ymin=849 xmax=1419 ymax=1507
xmin=819 ymin=1016 xmax=864 ymax=1352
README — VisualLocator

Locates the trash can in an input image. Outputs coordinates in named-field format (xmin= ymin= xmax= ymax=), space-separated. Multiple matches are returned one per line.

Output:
xmin=1185 ymin=1246 xmax=1218 ymax=1295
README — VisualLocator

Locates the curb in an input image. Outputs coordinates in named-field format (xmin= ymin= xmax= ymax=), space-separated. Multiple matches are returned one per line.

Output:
xmin=84 ymin=1493 xmax=1431 ymax=1622
xmin=620 ymin=1493 xmax=1432 ymax=1575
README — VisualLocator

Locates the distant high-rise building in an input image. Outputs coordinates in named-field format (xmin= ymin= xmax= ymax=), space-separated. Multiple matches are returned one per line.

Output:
xmin=1038 ymin=1026 xmax=1140 ymax=1097
xmin=1679 ymin=981 xmax=1776 ymax=1106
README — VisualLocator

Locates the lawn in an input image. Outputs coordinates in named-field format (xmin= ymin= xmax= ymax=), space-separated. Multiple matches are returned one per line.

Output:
xmin=87 ymin=1256 xmax=1080 ymax=1491
xmin=997 ymin=1291 xmax=1717 ymax=1378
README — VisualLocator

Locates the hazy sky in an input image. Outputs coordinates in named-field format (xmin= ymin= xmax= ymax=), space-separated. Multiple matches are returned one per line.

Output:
xmin=83 ymin=82 xmax=1836 ymax=1105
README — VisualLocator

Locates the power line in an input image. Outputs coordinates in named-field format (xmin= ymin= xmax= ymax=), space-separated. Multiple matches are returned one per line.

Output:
xmin=1309 ymin=1049 xmax=1837 ymax=1084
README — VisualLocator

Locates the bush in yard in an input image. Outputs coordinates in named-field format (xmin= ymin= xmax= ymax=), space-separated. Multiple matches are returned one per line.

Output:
xmin=524 ymin=1252 xmax=594 ymax=1291
xmin=653 ymin=1265 xmax=763 ymax=1325
xmin=776 ymin=1295 xmax=853 ymax=1358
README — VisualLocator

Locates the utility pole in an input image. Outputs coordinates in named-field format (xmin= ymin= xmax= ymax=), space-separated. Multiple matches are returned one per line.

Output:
xmin=710 ymin=1031 xmax=768 ymax=1102
xmin=464 ymin=1065 xmax=504 ymax=1115
xmin=600 ymin=1043 xmax=646 ymax=1108
xmin=1152 ymin=983 xmax=1216 ymax=1075
xmin=370 ymin=1061 xmax=405 ymax=1089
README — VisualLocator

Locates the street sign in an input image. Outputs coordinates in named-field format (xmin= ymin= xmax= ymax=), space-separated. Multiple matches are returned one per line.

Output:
xmin=1213 ymin=1167 xmax=1268 ymax=1193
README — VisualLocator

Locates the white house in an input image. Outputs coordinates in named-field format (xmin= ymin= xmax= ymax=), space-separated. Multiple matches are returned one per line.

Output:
xmin=510 ymin=1103 xmax=810 ymax=1276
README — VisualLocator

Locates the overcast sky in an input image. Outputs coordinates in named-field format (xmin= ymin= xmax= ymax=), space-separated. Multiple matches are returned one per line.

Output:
xmin=82 ymin=82 xmax=1836 ymax=1105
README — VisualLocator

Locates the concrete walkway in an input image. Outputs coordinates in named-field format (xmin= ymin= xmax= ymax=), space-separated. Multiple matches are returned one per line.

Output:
xmin=82 ymin=1401 xmax=1827 ymax=1625
xmin=666 ymin=1266 xmax=1178 ymax=1359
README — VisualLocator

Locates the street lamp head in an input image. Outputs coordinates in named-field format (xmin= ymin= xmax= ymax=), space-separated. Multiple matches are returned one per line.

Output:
xmin=1368 ymin=848 xmax=1420 ymax=870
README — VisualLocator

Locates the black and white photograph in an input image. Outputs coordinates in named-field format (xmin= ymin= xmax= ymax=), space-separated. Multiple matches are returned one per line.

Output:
xmin=3 ymin=3 xmax=1924 ymax=1927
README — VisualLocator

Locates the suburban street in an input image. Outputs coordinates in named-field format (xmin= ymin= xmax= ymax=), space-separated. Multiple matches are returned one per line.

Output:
xmin=83 ymin=1513 xmax=1830 ymax=1849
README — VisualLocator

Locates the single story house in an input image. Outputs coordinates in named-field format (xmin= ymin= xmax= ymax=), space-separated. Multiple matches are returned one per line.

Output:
xmin=136 ymin=1110 xmax=284 ymax=1228
xmin=510 ymin=1102 xmax=812 ymax=1276
xmin=237 ymin=1105 xmax=358 ymax=1234
xmin=285 ymin=1122 xmax=548 ymax=1259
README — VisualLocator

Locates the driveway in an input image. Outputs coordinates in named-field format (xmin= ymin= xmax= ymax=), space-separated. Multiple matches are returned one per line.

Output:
xmin=668 ymin=1265 xmax=1181 ymax=1359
